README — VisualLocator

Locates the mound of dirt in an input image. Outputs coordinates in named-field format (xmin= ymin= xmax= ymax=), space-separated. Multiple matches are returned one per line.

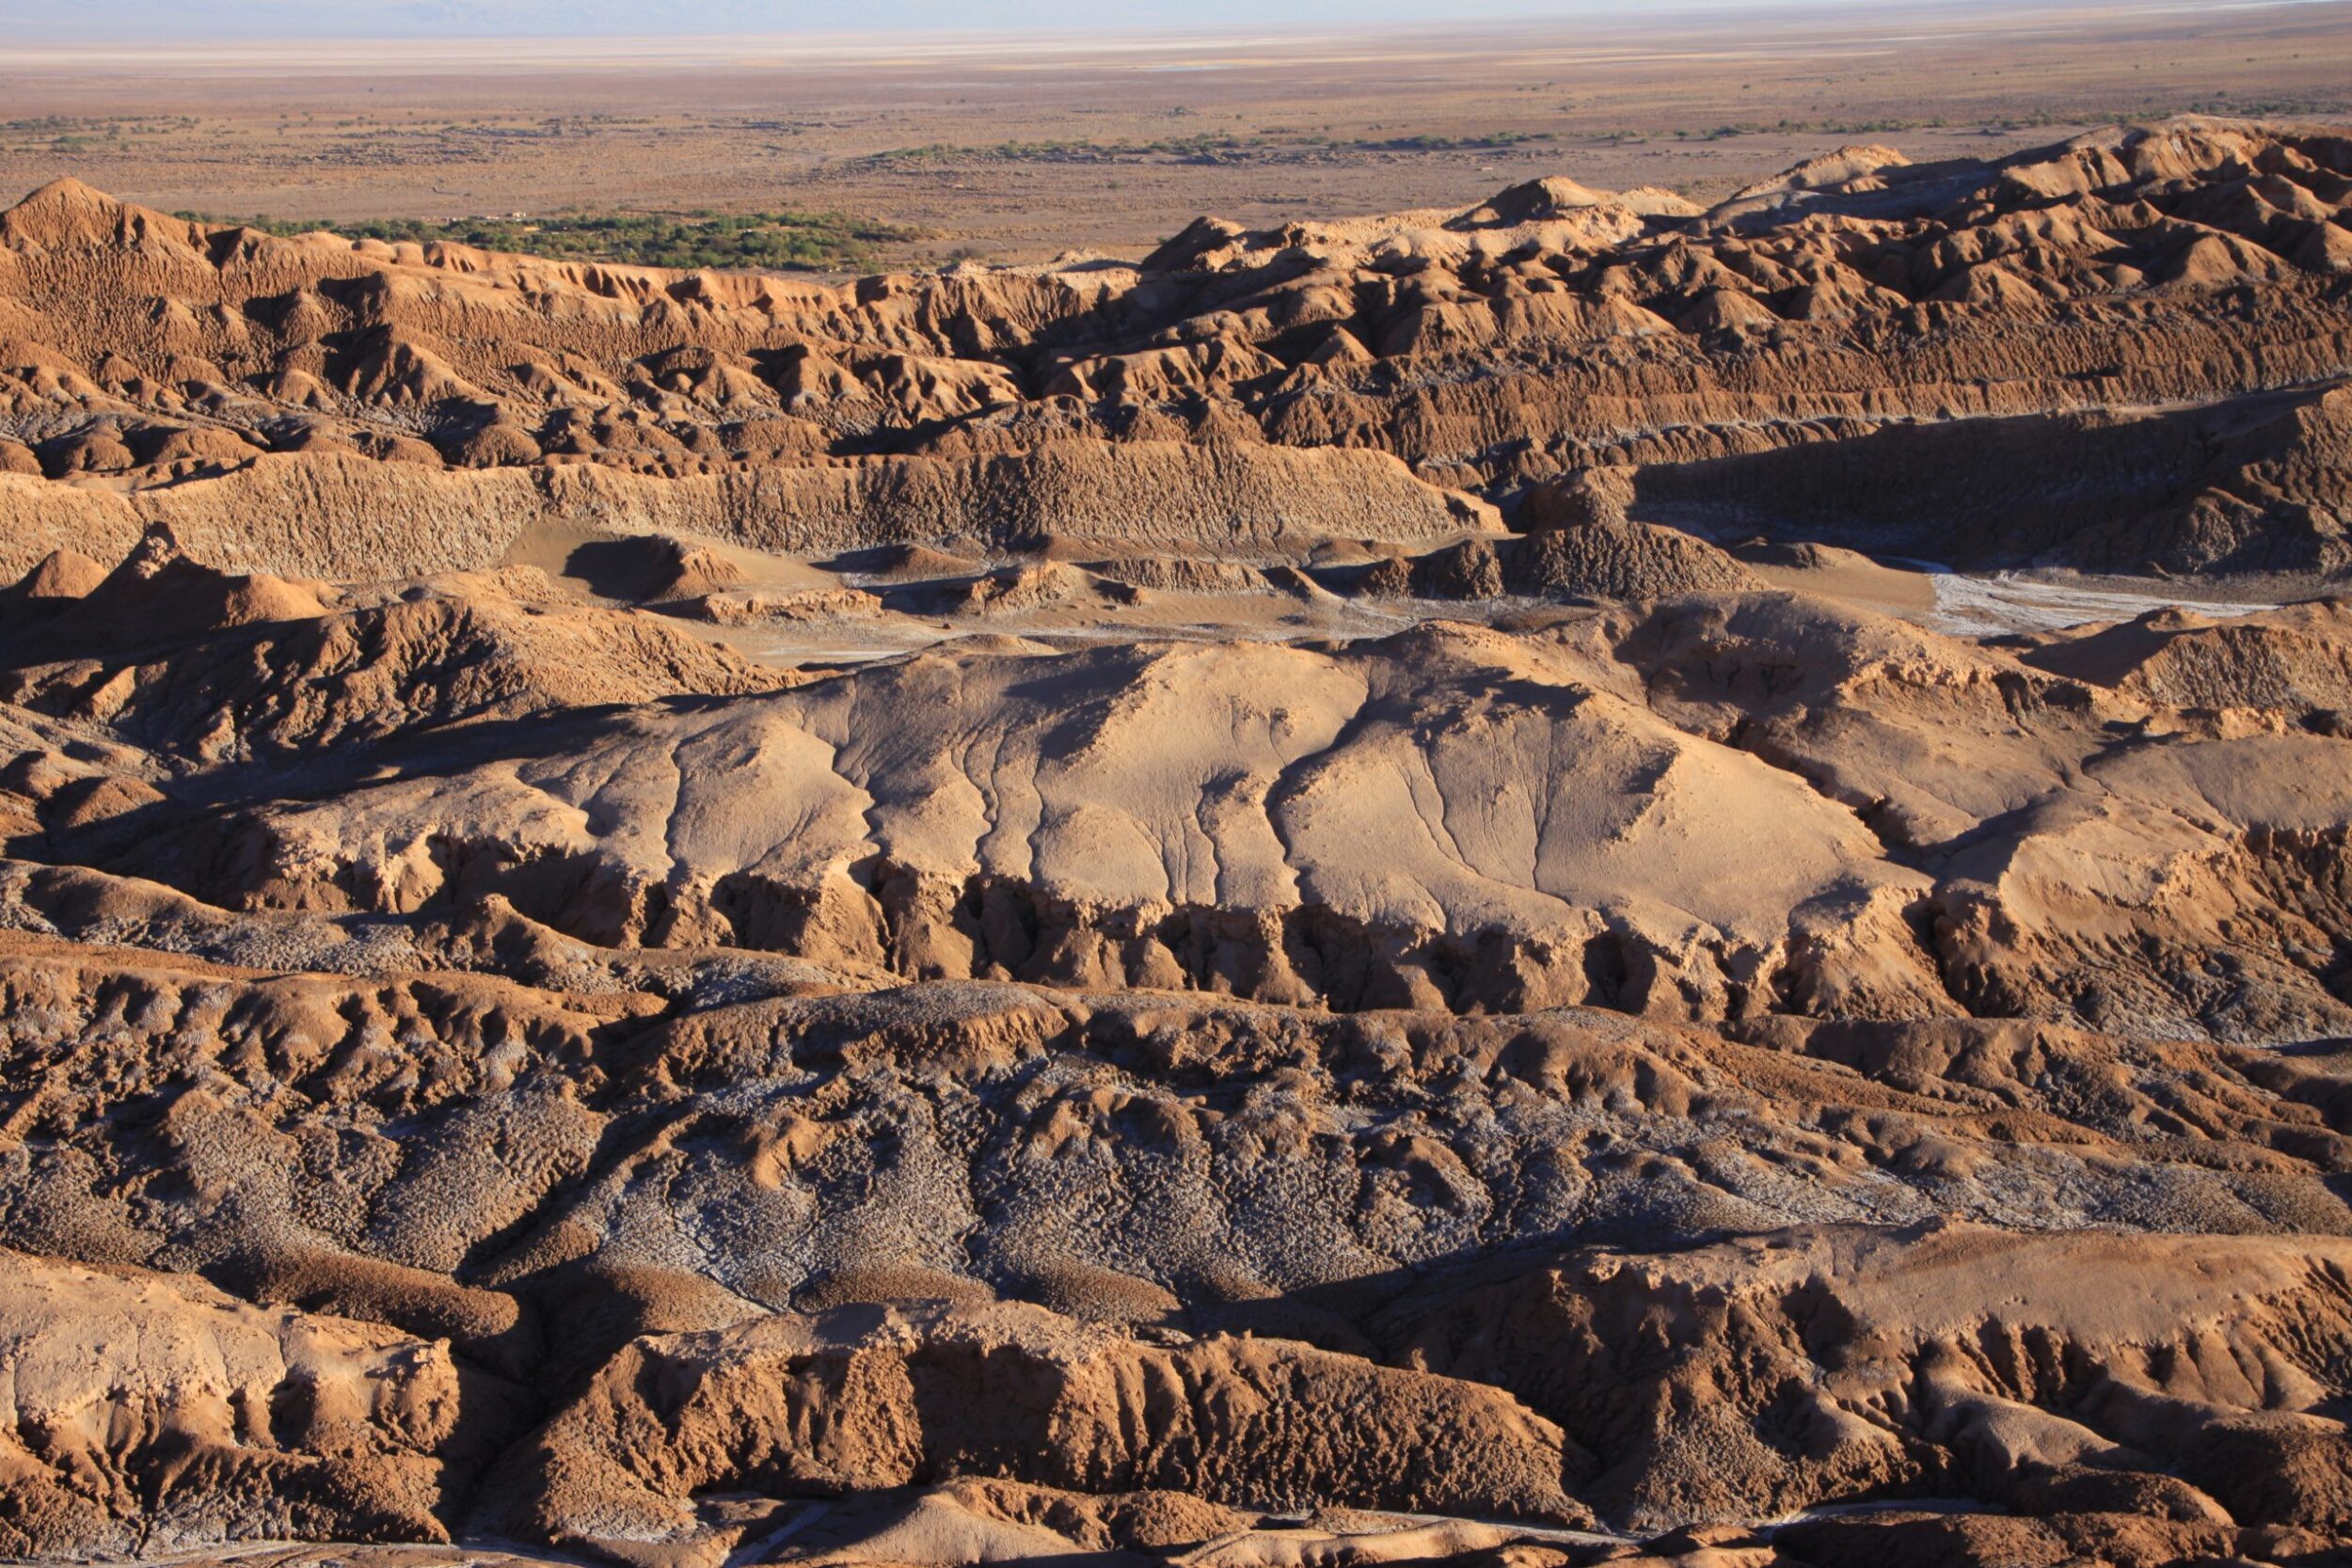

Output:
xmin=8 ymin=546 xmax=104 ymax=600
xmin=0 ymin=531 xmax=784 ymax=759
xmin=491 ymin=1300 xmax=1587 ymax=1566
xmin=1514 ymin=518 xmax=1764 ymax=597
xmin=2024 ymin=595 xmax=2352 ymax=714
xmin=0 ymin=1247 xmax=523 ymax=1558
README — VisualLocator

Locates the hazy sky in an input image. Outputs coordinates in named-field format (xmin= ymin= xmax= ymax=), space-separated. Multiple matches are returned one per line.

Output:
xmin=2 ymin=0 xmax=1889 ymax=42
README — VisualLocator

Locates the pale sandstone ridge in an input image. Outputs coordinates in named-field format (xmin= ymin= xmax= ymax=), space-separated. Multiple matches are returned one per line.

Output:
xmin=17 ymin=576 xmax=2334 ymax=1041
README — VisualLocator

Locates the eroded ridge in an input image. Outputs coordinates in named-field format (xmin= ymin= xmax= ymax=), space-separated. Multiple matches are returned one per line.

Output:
xmin=2 ymin=124 xmax=2352 ymax=1568
xmin=0 ymin=120 xmax=2350 ymax=585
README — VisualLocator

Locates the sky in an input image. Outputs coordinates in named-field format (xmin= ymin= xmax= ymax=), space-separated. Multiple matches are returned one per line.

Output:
xmin=0 ymin=0 xmax=1887 ymax=42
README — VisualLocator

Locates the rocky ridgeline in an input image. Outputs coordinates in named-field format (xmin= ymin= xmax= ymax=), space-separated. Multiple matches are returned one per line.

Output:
xmin=0 ymin=120 xmax=2350 ymax=583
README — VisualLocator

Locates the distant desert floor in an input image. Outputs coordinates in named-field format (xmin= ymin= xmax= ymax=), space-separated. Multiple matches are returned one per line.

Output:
xmin=2 ymin=0 xmax=2350 ymax=262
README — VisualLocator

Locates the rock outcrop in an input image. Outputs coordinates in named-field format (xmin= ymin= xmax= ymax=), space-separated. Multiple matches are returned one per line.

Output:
xmin=2 ymin=123 xmax=2352 ymax=582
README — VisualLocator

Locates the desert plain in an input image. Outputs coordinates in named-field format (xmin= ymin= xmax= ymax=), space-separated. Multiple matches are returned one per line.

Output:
xmin=6 ymin=0 xmax=2352 ymax=261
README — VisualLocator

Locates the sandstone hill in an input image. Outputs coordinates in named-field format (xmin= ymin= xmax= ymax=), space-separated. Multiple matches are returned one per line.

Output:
xmin=3 ymin=124 xmax=2352 ymax=1568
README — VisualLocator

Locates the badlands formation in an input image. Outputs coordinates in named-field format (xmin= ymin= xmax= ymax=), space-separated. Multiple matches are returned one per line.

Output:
xmin=4 ymin=120 xmax=2352 ymax=1568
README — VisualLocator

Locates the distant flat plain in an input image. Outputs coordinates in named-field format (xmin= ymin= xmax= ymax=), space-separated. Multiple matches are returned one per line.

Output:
xmin=2 ymin=0 xmax=2349 ymax=264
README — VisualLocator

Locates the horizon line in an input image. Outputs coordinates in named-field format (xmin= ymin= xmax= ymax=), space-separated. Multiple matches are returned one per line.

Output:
xmin=9 ymin=0 xmax=2337 ymax=54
